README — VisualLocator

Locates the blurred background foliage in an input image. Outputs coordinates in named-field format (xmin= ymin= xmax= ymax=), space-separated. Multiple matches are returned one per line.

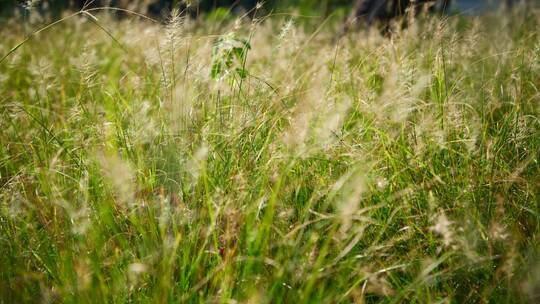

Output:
xmin=2 ymin=1 xmax=534 ymax=27
xmin=0 ymin=0 xmax=355 ymax=19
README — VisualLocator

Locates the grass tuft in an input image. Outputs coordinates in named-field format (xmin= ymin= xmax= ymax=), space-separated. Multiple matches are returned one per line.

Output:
xmin=1 ymin=6 xmax=540 ymax=303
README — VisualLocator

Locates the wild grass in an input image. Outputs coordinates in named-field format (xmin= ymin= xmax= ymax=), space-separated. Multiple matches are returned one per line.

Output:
xmin=0 ymin=5 xmax=539 ymax=303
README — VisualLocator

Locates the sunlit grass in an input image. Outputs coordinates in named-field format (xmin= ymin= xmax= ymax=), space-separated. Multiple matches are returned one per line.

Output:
xmin=1 ymin=6 xmax=539 ymax=303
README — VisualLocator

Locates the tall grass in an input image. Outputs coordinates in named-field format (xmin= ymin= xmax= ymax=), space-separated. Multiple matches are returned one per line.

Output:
xmin=1 ymin=5 xmax=539 ymax=303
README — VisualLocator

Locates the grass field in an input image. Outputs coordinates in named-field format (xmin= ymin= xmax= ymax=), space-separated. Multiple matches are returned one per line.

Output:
xmin=1 ymin=6 xmax=540 ymax=303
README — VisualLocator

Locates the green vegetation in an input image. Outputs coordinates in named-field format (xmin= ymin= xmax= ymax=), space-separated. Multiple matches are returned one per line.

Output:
xmin=1 ymin=6 xmax=539 ymax=303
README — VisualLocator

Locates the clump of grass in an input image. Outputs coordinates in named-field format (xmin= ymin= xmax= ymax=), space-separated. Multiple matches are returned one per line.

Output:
xmin=1 ymin=5 xmax=539 ymax=303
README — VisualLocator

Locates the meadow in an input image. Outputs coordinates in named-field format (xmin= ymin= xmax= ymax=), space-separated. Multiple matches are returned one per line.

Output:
xmin=0 ymin=5 xmax=539 ymax=303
